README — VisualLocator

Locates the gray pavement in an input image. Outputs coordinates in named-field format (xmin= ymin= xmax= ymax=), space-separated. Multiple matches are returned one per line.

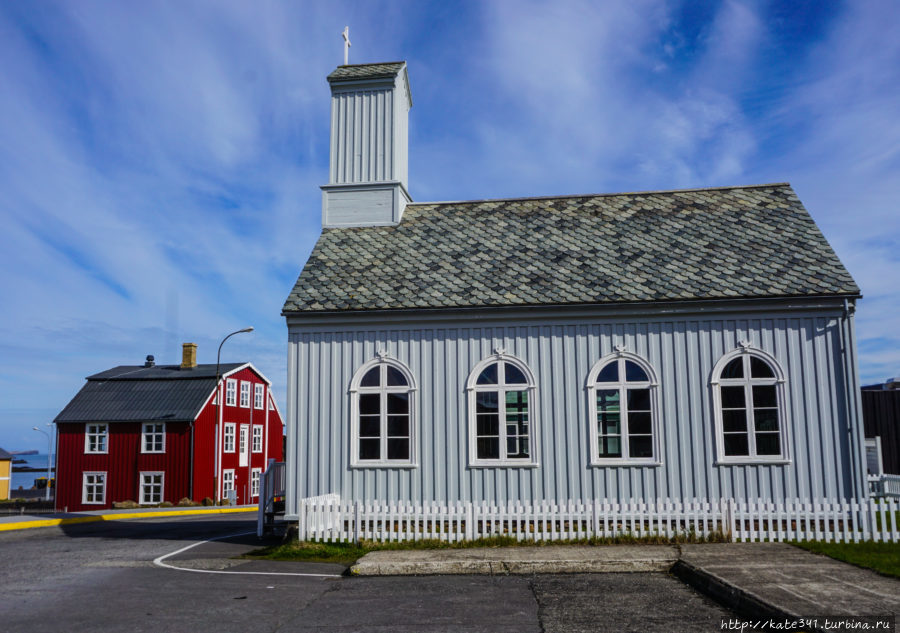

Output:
xmin=352 ymin=544 xmax=678 ymax=575
xmin=677 ymin=543 xmax=900 ymax=619
xmin=0 ymin=514 xmax=735 ymax=632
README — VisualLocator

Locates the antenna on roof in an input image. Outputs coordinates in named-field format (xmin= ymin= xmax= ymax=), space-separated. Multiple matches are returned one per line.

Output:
xmin=342 ymin=26 xmax=351 ymax=65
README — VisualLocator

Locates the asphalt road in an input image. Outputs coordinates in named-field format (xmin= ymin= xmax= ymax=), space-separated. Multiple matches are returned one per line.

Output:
xmin=0 ymin=515 xmax=736 ymax=632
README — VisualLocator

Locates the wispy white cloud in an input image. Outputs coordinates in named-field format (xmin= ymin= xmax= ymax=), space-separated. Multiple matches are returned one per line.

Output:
xmin=1 ymin=0 xmax=898 ymax=448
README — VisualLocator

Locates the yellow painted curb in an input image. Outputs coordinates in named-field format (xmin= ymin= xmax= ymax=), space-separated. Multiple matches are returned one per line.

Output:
xmin=0 ymin=507 xmax=256 ymax=532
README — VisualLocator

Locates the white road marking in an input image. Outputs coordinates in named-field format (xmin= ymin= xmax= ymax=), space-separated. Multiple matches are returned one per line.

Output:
xmin=153 ymin=530 xmax=343 ymax=578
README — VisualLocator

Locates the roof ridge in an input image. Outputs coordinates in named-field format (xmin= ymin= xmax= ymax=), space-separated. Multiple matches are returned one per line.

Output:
xmin=334 ymin=61 xmax=405 ymax=68
xmin=408 ymin=183 xmax=792 ymax=207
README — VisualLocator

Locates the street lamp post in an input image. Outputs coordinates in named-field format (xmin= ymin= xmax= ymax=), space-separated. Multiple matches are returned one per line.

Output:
xmin=31 ymin=424 xmax=52 ymax=502
xmin=213 ymin=327 xmax=254 ymax=503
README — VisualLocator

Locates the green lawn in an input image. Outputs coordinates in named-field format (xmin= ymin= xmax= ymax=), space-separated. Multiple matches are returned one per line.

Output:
xmin=792 ymin=541 xmax=900 ymax=579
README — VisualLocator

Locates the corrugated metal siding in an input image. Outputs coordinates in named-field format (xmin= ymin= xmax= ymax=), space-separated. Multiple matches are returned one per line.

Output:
xmin=55 ymin=422 xmax=191 ymax=511
xmin=286 ymin=308 xmax=865 ymax=514
xmin=330 ymin=88 xmax=394 ymax=184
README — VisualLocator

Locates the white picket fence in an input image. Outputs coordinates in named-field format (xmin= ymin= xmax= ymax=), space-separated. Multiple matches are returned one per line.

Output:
xmin=869 ymin=474 xmax=900 ymax=499
xmin=297 ymin=496 xmax=900 ymax=545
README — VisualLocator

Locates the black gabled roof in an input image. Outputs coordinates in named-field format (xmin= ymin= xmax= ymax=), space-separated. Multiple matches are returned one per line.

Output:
xmin=283 ymin=183 xmax=859 ymax=313
xmin=54 ymin=363 xmax=244 ymax=424
xmin=0 ymin=447 xmax=12 ymax=460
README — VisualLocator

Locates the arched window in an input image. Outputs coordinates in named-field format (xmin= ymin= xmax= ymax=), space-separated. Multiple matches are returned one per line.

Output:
xmin=586 ymin=352 xmax=660 ymax=465
xmin=349 ymin=355 xmax=416 ymax=467
xmin=711 ymin=345 xmax=789 ymax=463
xmin=467 ymin=351 xmax=537 ymax=466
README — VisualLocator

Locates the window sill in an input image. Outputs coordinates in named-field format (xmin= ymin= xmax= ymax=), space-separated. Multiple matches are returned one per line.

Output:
xmin=468 ymin=462 xmax=540 ymax=469
xmin=715 ymin=459 xmax=791 ymax=466
xmin=140 ymin=450 xmax=165 ymax=454
xmin=84 ymin=451 xmax=108 ymax=455
xmin=351 ymin=462 xmax=418 ymax=469
xmin=590 ymin=460 xmax=662 ymax=467
xmin=82 ymin=501 xmax=105 ymax=505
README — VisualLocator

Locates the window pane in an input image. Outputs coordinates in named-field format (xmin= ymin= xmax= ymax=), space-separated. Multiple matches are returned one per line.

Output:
xmin=507 ymin=437 xmax=529 ymax=459
xmin=598 ymin=411 xmax=621 ymax=435
xmin=752 ymin=385 xmax=777 ymax=408
xmin=477 ymin=437 xmax=500 ymax=459
xmin=386 ymin=366 xmax=408 ymax=386
xmin=359 ymin=438 xmax=380 ymax=460
xmin=721 ymin=358 xmax=744 ymax=379
xmin=387 ymin=393 xmax=409 ymax=414
xmin=750 ymin=357 xmax=775 ymax=378
xmin=723 ymin=433 xmax=749 ymax=456
xmin=359 ymin=393 xmax=380 ymax=415
xmin=505 ymin=390 xmax=528 ymax=411
xmin=755 ymin=433 xmax=781 ymax=456
xmin=629 ymin=436 xmax=653 ymax=458
xmin=625 ymin=361 xmax=649 ymax=382
xmin=359 ymin=416 xmax=380 ymax=437
xmin=754 ymin=409 xmax=779 ymax=432
xmin=596 ymin=362 xmax=618 ymax=383
xmin=596 ymin=389 xmax=620 ymax=411
xmin=629 ymin=411 xmax=652 ymax=435
xmin=723 ymin=409 xmax=747 ymax=433
xmin=476 ymin=363 xmax=498 ymax=385
xmin=476 ymin=391 xmax=499 ymax=413
xmin=387 ymin=415 xmax=409 ymax=437
xmin=627 ymin=389 xmax=650 ymax=411
xmin=721 ymin=386 xmax=745 ymax=409
xmin=476 ymin=414 xmax=499 ymax=436
xmin=361 ymin=367 xmax=380 ymax=387
xmin=504 ymin=363 xmax=528 ymax=385
xmin=599 ymin=436 xmax=621 ymax=458
xmin=387 ymin=438 xmax=409 ymax=460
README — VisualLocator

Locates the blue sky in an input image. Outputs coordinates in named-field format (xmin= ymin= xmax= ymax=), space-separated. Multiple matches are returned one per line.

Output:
xmin=2 ymin=1 xmax=898 ymax=451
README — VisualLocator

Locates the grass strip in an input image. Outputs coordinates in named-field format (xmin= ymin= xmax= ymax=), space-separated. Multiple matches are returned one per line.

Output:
xmin=246 ymin=531 xmax=728 ymax=565
xmin=792 ymin=540 xmax=900 ymax=579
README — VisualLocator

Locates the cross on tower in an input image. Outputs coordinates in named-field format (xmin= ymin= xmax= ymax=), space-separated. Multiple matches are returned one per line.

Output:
xmin=342 ymin=26 xmax=351 ymax=65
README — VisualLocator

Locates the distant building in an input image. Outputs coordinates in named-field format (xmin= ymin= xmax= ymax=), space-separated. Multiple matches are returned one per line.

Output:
xmin=54 ymin=343 xmax=284 ymax=511
xmin=281 ymin=61 xmax=866 ymax=519
xmin=0 ymin=447 xmax=11 ymax=500
xmin=862 ymin=379 xmax=900 ymax=476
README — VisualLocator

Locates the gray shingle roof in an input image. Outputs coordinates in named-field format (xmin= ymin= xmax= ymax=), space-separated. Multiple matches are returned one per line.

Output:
xmin=0 ymin=447 xmax=12 ymax=460
xmin=284 ymin=183 xmax=859 ymax=313
xmin=54 ymin=363 xmax=244 ymax=424
xmin=327 ymin=62 xmax=405 ymax=82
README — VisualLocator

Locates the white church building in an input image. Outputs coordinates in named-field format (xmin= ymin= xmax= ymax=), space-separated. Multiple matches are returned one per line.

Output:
xmin=281 ymin=61 xmax=865 ymax=523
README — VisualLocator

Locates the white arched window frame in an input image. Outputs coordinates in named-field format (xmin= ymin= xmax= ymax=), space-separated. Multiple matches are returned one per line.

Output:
xmin=466 ymin=350 xmax=539 ymax=468
xmin=710 ymin=344 xmax=791 ymax=465
xmin=586 ymin=350 xmax=662 ymax=466
xmin=349 ymin=354 xmax=418 ymax=468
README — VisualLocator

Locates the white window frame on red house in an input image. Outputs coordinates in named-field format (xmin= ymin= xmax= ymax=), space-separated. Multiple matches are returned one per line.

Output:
xmin=252 ymin=425 xmax=263 ymax=453
xmin=225 ymin=379 xmax=237 ymax=406
xmin=139 ymin=471 xmax=164 ymax=505
xmin=82 ymin=472 xmax=106 ymax=504
xmin=141 ymin=423 xmax=165 ymax=453
xmin=85 ymin=423 xmax=109 ymax=454
xmin=222 ymin=469 xmax=235 ymax=496
xmin=254 ymin=383 xmax=264 ymax=409
xmin=240 ymin=381 xmax=251 ymax=408
xmin=250 ymin=468 xmax=261 ymax=497
xmin=224 ymin=422 xmax=236 ymax=452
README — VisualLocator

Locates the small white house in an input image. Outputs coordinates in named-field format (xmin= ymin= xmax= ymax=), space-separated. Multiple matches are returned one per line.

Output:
xmin=281 ymin=61 xmax=866 ymax=523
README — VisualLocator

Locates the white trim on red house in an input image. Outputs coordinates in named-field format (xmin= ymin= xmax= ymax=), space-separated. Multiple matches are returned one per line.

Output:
xmin=82 ymin=471 xmax=106 ymax=505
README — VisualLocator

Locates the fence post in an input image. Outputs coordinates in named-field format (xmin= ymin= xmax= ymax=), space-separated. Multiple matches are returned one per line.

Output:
xmin=726 ymin=498 xmax=736 ymax=542
xmin=354 ymin=500 xmax=361 ymax=544
xmin=465 ymin=502 xmax=474 ymax=541
xmin=256 ymin=470 xmax=266 ymax=538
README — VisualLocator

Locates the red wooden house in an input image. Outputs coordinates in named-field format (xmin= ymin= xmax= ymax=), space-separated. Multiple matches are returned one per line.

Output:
xmin=54 ymin=343 xmax=284 ymax=511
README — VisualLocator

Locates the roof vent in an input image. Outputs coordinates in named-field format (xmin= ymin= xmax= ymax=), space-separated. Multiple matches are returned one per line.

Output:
xmin=144 ymin=355 xmax=155 ymax=367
